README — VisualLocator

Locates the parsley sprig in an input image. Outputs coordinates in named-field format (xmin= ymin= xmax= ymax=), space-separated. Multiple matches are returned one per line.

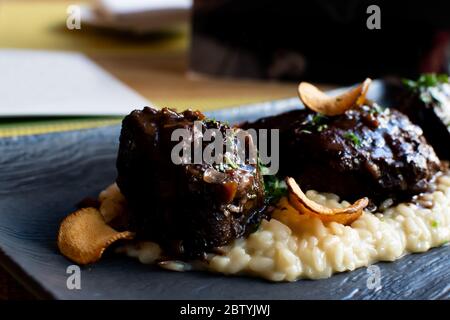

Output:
xmin=258 ymin=161 xmax=287 ymax=204
xmin=368 ymin=103 xmax=384 ymax=115
xmin=402 ymin=73 xmax=449 ymax=105
xmin=300 ymin=113 xmax=329 ymax=134
xmin=344 ymin=131 xmax=362 ymax=148
xmin=263 ymin=175 xmax=287 ymax=204
xmin=402 ymin=73 xmax=449 ymax=90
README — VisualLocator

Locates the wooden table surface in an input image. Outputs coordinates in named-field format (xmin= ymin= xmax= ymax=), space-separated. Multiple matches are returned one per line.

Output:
xmin=0 ymin=0 xmax=328 ymax=299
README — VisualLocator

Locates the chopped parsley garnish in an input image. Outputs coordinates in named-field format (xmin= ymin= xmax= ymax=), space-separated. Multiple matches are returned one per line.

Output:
xmin=206 ymin=118 xmax=230 ymax=127
xmin=420 ymin=92 xmax=433 ymax=104
xmin=311 ymin=113 xmax=327 ymax=126
xmin=431 ymin=220 xmax=439 ymax=228
xmin=317 ymin=124 xmax=328 ymax=132
xmin=402 ymin=73 xmax=449 ymax=90
xmin=215 ymin=162 xmax=226 ymax=172
xmin=206 ymin=117 xmax=218 ymax=125
xmin=368 ymin=103 xmax=384 ymax=115
xmin=224 ymin=155 xmax=239 ymax=169
xmin=259 ymin=164 xmax=271 ymax=175
xmin=300 ymin=113 xmax=329 ymax=133
xmin=402 ymin=74 xmax=449 ymax=105
xmin=263 ymin=174 xmax=288 ymax=204
xmin=344 ymin=131 xmax=362 ymax=147
xmin=258 ymin=161 xmax=287 ymax=204
xmin=214 ymin=154 xmax=239 ymax=172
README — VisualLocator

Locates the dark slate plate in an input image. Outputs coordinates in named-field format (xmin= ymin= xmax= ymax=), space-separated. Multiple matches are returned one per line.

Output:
xmin=0 ymin=81 xmax=449 ymax=300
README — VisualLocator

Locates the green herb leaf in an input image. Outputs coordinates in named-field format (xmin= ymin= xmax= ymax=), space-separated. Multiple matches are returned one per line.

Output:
xmin=437 ymin=74 xmax=449 ymax=83
xmin=344 ymin=131 xmax=362 ymax=147
xmin=317 ymin=124 xmax=328 ymax=132
xmin=263 ymin=174 xmax=288 ymax=204
xmin=215 ymin=162 xmax=226 ymax=172
xmin=301 ymin=113 xmax=329 ymax=133
xmin=225 ymin=156 xmax=239 ymax=169
xmin=259 ymin=161 xmax=287 ymax=204
xmin=369 ymin=104 xmax=384 ymax=115
xmin=402 ymin=73 xmax=449 ymax=91
xmin=259 ymin=165 xmax=270 ymax=175
xmin=431 ymin=220 xmax=439 ymax=228
xmin=311 ymin=113 xmax=327 ymax=125
xmin=420 ymin=92 xmax=433 ymax=104
xmin=402 ymin=79 xmax=417 ymax=89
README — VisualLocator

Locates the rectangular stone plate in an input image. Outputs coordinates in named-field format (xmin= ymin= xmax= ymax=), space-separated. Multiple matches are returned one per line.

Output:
xmin=0 ymin=81 xmax=448 ymax=299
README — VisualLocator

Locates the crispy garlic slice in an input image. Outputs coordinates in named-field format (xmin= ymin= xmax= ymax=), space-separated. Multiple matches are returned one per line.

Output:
xmin=57 ymin=207 xmax=134 ymax=265
xmin=298 ymin=78 xmax=372 ymax=116
xmin=286 ymin=177 xmax=368 ymax=225
xmin=98 ymin=183 xmax=129 ymax=230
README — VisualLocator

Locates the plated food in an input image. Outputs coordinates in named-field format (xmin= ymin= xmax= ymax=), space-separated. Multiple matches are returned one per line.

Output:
xmin=115 ymin=108 xmax=266 ymax=258
xmin=398 ymin=74 xmax=450 ymax=160
xmin=57 ymin=75 xmax=450 ymax=282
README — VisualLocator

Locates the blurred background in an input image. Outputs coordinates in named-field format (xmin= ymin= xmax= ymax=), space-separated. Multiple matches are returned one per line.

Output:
xmin=191 ymin=0 xmax=450 ymax=82
xmin=0 ymin=0 xmax=300 ymax=112
xmin=1 ymin=0 xmax=449 ymax=114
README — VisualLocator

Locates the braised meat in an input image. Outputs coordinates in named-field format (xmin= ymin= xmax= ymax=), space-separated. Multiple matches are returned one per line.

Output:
xmin=116 ymin=107 xmax=266 ymax=258
xmin=397 ymin=74 xmax=450 ymax=160
xmin=242 ymin=103 xmax=441 ymax=206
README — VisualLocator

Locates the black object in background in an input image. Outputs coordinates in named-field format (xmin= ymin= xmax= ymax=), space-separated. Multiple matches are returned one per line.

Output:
xmin=190 ymin=0 xmax=450 ymax=83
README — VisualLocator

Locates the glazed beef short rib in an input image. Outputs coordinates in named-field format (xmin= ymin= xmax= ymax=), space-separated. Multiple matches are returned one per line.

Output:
xmin=242 ymin=104 xmax=441 ymax=206
xmin=116 ymin=107 xmax=266 ymax=258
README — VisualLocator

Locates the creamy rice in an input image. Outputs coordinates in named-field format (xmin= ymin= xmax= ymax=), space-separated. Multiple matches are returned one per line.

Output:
xmin=102 ymin=173 xmax=450 ymax=282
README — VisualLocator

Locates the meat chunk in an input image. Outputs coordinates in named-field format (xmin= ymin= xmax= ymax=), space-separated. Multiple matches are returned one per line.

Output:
xmin=397 ymin=75 xmax=450 ymax=160
xmin=116 ymin=107 xmax=266 ymax=258
xmin=242 ymin=103 xmax=441 ymax=206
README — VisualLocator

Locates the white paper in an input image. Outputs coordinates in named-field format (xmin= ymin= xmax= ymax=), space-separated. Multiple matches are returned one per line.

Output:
xmin=80 ymin=0 xmax=191 ymax=33
xmin=0 ymin=49 xmax=151 ymax=117
xmin=97 ymin=0 xmax=191 ymax=16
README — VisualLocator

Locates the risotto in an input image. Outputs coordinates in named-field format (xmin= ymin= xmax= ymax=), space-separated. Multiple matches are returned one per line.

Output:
xmin=106 ymin=172 xmax=450 ymax=282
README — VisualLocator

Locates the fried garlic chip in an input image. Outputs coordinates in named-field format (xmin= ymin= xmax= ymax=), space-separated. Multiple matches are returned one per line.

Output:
xmin=286 ymin=177 xmax=368 ymax=225
xmin=298 ymin=78 xmax=371 ymax=116
xmin=57 ymin=207 xmax=134 ymax=265
xmin=98 ymin=183 xmax=129 ymax=230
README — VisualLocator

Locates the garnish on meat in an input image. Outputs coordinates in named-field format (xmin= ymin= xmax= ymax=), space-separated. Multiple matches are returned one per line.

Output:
xmin=398 ymin=73 xmax=450 ymax=159
xmin=286 ymin=177 xmax=368 ymax=225
xmin=298 ymin=78 xmax=371 ymax=116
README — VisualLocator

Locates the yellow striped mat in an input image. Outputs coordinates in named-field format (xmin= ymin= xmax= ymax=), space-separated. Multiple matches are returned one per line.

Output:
xmin=0 ymin=118 xmax=122 ymax=138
